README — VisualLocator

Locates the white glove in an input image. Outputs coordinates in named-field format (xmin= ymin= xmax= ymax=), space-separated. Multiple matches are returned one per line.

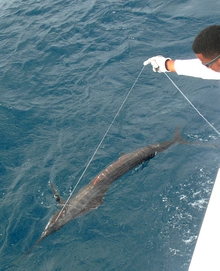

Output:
xmin=143 ymin=55 xmax=170 ymax=73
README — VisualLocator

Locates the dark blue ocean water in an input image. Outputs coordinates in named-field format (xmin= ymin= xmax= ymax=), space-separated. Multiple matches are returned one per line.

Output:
xmin=1 ymin=1 xmax=220 ymax=270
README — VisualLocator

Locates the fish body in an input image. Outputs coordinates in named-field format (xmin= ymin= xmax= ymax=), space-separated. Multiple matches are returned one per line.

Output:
xmin=25 ymin=128 xmax=185 ymax=254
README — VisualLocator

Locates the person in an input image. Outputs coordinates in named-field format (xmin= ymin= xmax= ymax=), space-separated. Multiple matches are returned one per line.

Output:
xmin=144 ymin=25 xmax=220 ymax=80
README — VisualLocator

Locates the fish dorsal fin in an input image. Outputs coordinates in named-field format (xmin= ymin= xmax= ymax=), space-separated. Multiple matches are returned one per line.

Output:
xmin=90 ymin=195 xmax=104 ymax=209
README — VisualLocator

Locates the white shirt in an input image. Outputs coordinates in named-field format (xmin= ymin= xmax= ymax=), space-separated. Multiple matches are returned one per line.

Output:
xmin=174 ymin=59 xmax=220 ymax=80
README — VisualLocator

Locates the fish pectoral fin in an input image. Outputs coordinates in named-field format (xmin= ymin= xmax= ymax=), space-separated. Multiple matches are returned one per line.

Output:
xmin=49 ymin=182 xmax=65 ymax=205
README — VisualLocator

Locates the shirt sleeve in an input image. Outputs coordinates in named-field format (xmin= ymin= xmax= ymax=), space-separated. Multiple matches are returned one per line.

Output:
xmin=174 ymin=59 xmax=220 ymax=80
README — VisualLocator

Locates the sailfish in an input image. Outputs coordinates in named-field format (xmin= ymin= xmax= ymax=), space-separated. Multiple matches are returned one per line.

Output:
xmin=22 ymin=128 xmax=187 ymax=256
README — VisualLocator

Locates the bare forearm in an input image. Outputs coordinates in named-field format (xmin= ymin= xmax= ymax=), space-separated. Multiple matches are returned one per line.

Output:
xmin=165 ymin=59 xmax=176 ymax=72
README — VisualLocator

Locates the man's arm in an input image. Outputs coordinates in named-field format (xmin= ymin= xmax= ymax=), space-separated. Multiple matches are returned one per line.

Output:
xmin=165 ymin=59 xmax=175 ymax=72
xmin=144 ymin=56 xmax=220 ymax=80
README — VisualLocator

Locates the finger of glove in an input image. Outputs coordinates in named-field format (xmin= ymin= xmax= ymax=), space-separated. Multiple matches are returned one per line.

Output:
xmin=152 ymin=60 xmax=162 ymax=73
xmin=151 ymin=60 xmax=159 ymax=69
xmin=143 ymin=57 xmax=154 ymax=66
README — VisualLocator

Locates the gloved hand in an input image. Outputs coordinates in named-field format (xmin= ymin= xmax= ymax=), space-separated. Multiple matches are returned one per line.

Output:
xmin=143 ymin=55 xmax=171 ymax=73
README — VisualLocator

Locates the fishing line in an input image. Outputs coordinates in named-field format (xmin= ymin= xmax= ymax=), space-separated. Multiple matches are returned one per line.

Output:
xmin=54 ymin=65 xmax=145 ymax=222
xmin=164 ymin=72 xmax=220 ymax=136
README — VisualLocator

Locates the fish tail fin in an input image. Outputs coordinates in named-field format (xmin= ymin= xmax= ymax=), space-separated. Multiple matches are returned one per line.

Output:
xmin=174 ymin=127 xmax=188 ymax=144
xmin=174 ymin=127 xmax=219 ymax=148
